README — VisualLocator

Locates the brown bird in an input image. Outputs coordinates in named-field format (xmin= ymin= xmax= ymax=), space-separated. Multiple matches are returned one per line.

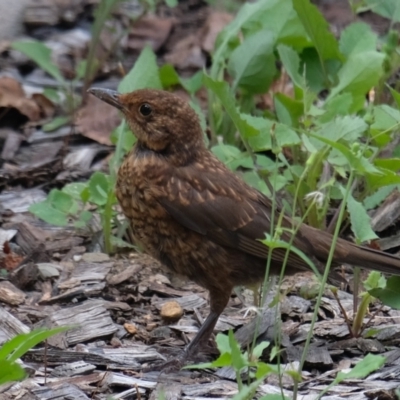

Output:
xmin=89 ymin=87 xmax=400 ymax=366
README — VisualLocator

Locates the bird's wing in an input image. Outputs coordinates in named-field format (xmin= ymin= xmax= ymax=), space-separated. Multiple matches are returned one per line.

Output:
xmin=157 ymin=164 xmax=313 ymax=269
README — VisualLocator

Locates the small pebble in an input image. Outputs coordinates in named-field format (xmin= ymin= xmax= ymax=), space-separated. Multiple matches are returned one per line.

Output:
xmin=160 ymin=301 xmax=183 ymax=320
xmin=124 ymin=322 xmax=138 ymax=335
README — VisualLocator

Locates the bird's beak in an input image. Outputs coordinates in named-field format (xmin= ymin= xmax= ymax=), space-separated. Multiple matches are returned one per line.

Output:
xmin=88 ymin=88 xmax=124 ymax=111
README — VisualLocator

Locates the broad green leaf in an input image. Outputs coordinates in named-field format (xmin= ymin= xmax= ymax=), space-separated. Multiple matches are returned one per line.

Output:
xmin=11 ymin=40 xmax=64 ymax=83
xmin=320 ymin=93 xmax=353 ymax=122
xmin=274 ymin=93 xmax=304 ymax=127
xmin=340 ymin=188 xmax=378 ymax=243
xmin=0 ymin=360 xmax=26 ymax=385
xmin=315 ymin=116 xmax=368 ymax=144
xmin=370 ymin=276 xmax=400 ymax=309
xmin=118 ymin=46 xmax=162 ymax=93
xmin=371 ymin=105 xmax=400 ymax=130
xmin=228 ymin=29 xmax=276 ymax=93
xmin=364 ymin=0 xmax=400 ymax=22
xmin=244 ymin=114 xmax=301 ymax=152
xmin=277 ymin=44 xmax=303 ymax=89
xmin=374 ymin=158 xmax=400 ymax=173
xmin=62 ymin=182 xmax=87 ymax=200
xmin=203 ymin=75 xmax=258 ymax=139
xmin=216 ymin=332 xmax=231 ymax=355
xmin=159 ymin=64 xmax=180 ymax=89
xmin=293 ymin=0 xmax=342 ymax=61
xmin=211 ymin=144 xmax=253 ymax=170
xmin=181 ymin=71 xmax=203 ymax=94
xmin=87 ymin=172 xmax=110 ymax=206
xmin=328 ymin=51 xmax=385 ymax=101
xmin=211 ymin=0 xmax=282 ymax=76
xmin=48 ymin=189 xmax=76 ymax=214
xmin=339 ymin=22 xmax=377 ymax=57
xmin=29 ymin=202 xmax=68 ymax=226
xmin=364 ymin=271 xmax=386 ymax=291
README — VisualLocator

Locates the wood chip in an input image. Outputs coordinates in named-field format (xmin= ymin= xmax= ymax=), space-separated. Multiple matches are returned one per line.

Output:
xmin=43 ymin=299 xmax=118 ymax=347
xmin=0 ymin=281 xmax=26 ymax=305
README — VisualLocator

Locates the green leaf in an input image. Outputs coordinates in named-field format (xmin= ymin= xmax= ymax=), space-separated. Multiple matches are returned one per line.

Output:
xmin=232 ymin=379 xmax=264 ymax=400
xmin=159 ymin=64 xmax=180 ymax=89
xmin=388 ymin=86 xmax=400 ymax=109
xmin=228 ymin=29 xmax=276 ymax=93
xmin=229 ymin=330 xmax=247 ymax=371
xmin=260 ymin=395 xmax=291 ymax=400
xmin=118 ymin=46 xmax=162 ymax=93
xmin=335 ymin=353 xmax=385 ymax=381
xmin=244 ymin=114 xmax=301 ymax=151
xmin=364 ymin=185 xmax=398 ymax=210
xmin=62 ymin=182 xmax=87 ymax=200
xmin=341 ymin=189 xmax=378 ymax=243
xmin=87 ymin=172 xmax=110 ymax=206
xmin=364 ymin=0 xmax=400 ymax=22
xmin=165 ymin=0 xmax=178 ymax=7
xmin=43 ymin=116 xmax=70 ymax=132
xmin=328 ymin=51 xmax=385 ymax=101
xmin=110 ymin=122 xmax=136 ymax=153
xmin=293 ymin=0 xmax=342 ymax=61
xmin=370 ymin=276 xmax=400 ymax=309
xmin=180 ymin=71 xmax=203 ymax=94
xmin=48 ymin=190 xmax=76 ymax=214
xmin=277 ymin=44 xmax=303 ymax=88
xmin=339 ymin=22 xmax=377 ymax=57
xmin=364 ymin=271 xmax=386 ymax=291
xmin=318 ymin=353 xmax=386 ymax=398
xmin=274 ymin=92 xmax=304 ymax=127
xmin=215 ymin=333 xmax=231 ymax=355
xmin=252 ymin=341 xmax=270 ymax=359
xmin=0 ymin=359 xmax=26 ymax=385
xmin=29 ymin=198 xmax=69 ymax=227
xmin=0 ymin=327 xmax=69 ymax=362
xmin=203 ymin=75 xmax=258 ymax=139
xmin=12 ymin=40 xmax=64 ymax=83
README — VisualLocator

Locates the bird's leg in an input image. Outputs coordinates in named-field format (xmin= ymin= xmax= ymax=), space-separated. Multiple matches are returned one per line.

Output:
xmin=184 ymin=287 xmax=232 ymax=358
xmin=154 ymin=287 xmax=232 ymax=372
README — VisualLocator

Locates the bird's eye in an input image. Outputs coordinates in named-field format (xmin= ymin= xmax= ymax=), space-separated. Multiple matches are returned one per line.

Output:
xmin=139 ymin=103 xmax=152 ymax=117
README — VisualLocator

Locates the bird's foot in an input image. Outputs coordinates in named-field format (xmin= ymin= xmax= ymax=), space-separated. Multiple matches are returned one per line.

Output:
xmin=145 ymin=352 xmax=187 ymax=373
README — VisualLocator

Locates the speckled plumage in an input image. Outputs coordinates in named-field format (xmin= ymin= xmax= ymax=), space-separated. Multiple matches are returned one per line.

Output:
xmin=89 ymin=87 xmax=400 ymax=366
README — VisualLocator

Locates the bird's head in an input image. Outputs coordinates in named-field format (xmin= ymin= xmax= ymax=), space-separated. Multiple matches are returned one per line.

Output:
xmin=88 ymin=88 xmax=205 ymax=163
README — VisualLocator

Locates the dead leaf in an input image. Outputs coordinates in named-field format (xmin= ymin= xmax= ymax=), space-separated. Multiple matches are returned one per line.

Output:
xmin=76 ymin=95 xmax=121 ymax=145
xmin=32 ymin=93 xmax=55 ymax=119
xmin=164 ymin=34 xmax=205 ymax=69
xmin=0 ymin=76 xmax=41 ymax=121
xmin=126 ymin=16 xmax=174 ymax=52
xmin=200 ymin=11 xmax=233 ymax=53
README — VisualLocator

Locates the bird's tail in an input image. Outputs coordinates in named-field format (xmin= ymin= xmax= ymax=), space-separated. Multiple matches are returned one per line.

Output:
xmin=301 ymin=225 xmax=400 ymax=275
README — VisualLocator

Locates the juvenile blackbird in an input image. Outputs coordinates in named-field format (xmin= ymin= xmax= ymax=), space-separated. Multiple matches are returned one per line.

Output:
xmin=89 ymin=87 xmax=400 ymax=363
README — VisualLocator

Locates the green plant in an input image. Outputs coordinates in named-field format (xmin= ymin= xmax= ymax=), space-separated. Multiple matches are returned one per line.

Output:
xmin=0 ymin=327 xmax=69 ymax=385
